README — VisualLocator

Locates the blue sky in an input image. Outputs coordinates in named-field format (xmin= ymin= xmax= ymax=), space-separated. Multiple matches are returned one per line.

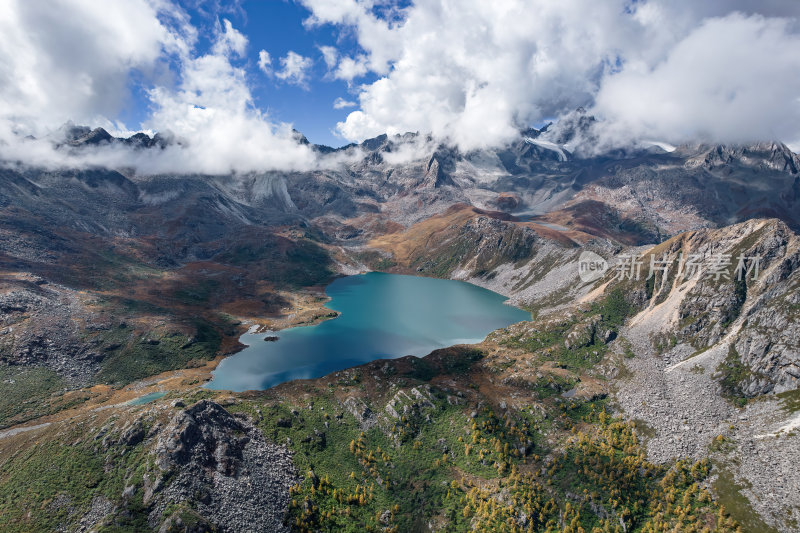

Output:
xmin=117 ymin=0 xmax=375 ymax=147
xmin=244 ymin=0 xmax=356 ymax=146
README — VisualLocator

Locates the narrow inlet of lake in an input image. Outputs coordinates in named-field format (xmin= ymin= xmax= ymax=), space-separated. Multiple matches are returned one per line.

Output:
xmin=205 ymin=272 xmax=530 ymax=391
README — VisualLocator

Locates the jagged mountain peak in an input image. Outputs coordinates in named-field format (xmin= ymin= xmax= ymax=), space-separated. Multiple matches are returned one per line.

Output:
xmin=48 ymin=122 xmax=175 ymax=150
xmin=52 ymin=122 xmax=112 ymax=146
xmin=539 ymin=107 xmax=598 ymax=147
xmin=676 ymin=141 xmax=800 ymax=174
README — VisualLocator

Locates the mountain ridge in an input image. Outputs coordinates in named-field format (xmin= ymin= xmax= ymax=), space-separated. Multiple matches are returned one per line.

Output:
xmin=1 ymin=124 xmax=800 ymax=531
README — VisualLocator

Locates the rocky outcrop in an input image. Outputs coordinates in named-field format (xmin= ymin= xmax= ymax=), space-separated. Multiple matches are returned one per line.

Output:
xmin=598 ymin=219 xmax=800 ymax=398
xmin=494 ymin=192 xmax=520 ymax=211
xmin=147 ymin=400 xmax=297 ymax=533
xmin=375 ymin=205 xmax=540 ymax=279
xmin=696 ymin=142 xmax=800 ymax=175
xmin=0 ymin=276 xmax=105 ymax=384
xmin=570 ymin=142 xmax=800 ymax=237
xmin=686 ymin=222 xmax=799 ymax=395
xmin=733 ymin=274 xmax=800 ymax=395
xmin=603 ymin=219 xmax=800 ymax=531
xmin=422 ymin=148 xmax=458 ymax=189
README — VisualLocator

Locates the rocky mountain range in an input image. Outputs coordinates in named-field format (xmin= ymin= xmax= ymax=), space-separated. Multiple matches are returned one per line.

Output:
xmin=0 ymin=124 xmax=799 ymax=532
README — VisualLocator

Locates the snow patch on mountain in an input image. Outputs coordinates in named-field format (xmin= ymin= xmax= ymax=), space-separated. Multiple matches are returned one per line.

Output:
xmin=524 ymin=137 xmax=568 ymax=162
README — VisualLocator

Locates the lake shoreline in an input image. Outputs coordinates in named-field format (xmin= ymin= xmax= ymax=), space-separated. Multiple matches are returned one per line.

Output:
xmin=206 ymin=272 xmax=530 ymax=392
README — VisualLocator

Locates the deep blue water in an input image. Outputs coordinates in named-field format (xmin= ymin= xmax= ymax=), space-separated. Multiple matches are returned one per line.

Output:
xmin=206 ymin=272 xmax=529 ymax=391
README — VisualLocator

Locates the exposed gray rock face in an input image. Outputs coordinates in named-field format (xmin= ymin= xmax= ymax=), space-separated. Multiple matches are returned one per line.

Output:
xmin=147 ymin=400 xmax=297 ymax=533
xmin=77 ymin=495 xmax=116 ymax=532
xmin=610 ymin=219 xmax=800 ymax=397
xmin=405 ymin=211 xmax=540 ymax=279
xmin=0 ymin=276 xmax=105 ymax=384
xmin=697 ymin=142 xmax=800 ymax=175
xmin=733 ymin=267 xmax=800 ymax=395
xmin=423 ymin=148 xmax=458 ymax=188
xmin=447 ymin=215 xmax=539 ymax=277
xmin=713 ymin=222 xmax=799 ymax=395
xmin=4 ymin=127 xmax=800 ymax=266
xmin=601 ymin=220 xmax=800 ymax=532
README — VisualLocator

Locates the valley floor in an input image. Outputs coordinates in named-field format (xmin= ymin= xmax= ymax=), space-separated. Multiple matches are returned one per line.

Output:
xmin=1 ymin=212 xmax=799 ymax=531
xmin=0 ymin=281 xmax=781 ymax=532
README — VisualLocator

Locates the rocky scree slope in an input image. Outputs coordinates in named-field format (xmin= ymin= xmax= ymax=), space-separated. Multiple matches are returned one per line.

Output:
xmin=582 ymin=219 xmax=800 ymax=532
xmin=0 ymin=397 xmax=296 ymax=533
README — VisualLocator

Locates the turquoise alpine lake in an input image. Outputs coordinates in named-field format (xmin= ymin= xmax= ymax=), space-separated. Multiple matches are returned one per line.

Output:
xmin=206 ymin=272 xmax=530 ymax=391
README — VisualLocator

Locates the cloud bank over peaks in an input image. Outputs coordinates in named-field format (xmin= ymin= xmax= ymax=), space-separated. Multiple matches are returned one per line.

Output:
xmin=1 ymin=0 xmax=799 ymax=175
xmin=0 ymin=0 xmax=316 ymax=174
xmin=592 ymin=12 xmax=800 ymax=151
xmin=301 ymin=0 xmax=800 ymax=152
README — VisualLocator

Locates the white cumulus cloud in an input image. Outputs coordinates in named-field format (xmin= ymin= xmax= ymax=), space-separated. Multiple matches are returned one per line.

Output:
xmin=212 ymin=18 xmax=248 ymax=58
xmin=274 ymin=51 xmax=314 ymax=88
xmin=300 ymin=0 xmax=800 ymax=151
xmin=592 ymin=13 xmax=800 ymax=148
xmin=0 ymin=0 xmax=191 ymax=137
xmin=334 ymin=55 xmax=368 ymax=81
xmin=0 ymin=0 xmax=316 ymax=174
xmin=2 ymin=0 xmax=800 ymax=174
xmin=318 ymin=44 xmax=338 ymax=69
xmin=333 ymin=97 xmax=357 ymax=109
xmin=257 ymin=49 xmax=272 ymax=74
